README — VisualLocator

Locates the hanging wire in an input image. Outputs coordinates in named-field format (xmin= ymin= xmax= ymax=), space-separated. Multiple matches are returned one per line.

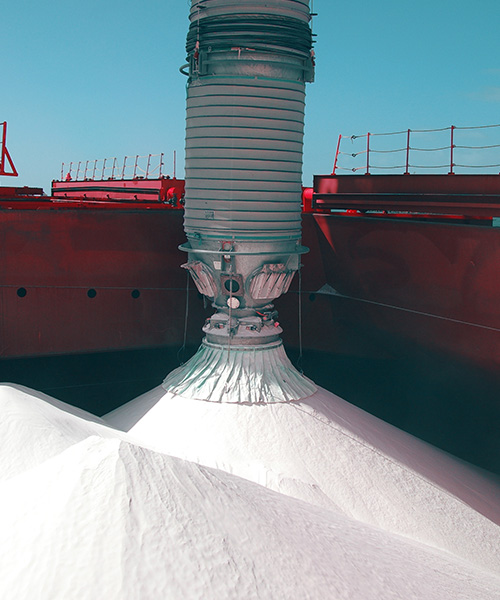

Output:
xmin=227 ymin=285 xmax=233 ymax=359
xmin=335 ymin=166 xmax=369 ymax=172
xmin=369 ymin=147 xmax=407 ymax=154
xmin=370 ymin=129 xmax=408 ymax=137
xmin=455 ymin=123 xmax=500 ymax=130
xmin=226 ymin=241 xmax=236 ymax=360
xmin=366 ymin=164 xmax=407 ymax=170
xmin=407 ymin=163 xmax=451 ymax=169
xmin=407 ymin=126 xmax=452 ymax=133
xmin=338 ymin=150 xmax=368 ymax=156
xmin=296 ymin=264 xmax=304 ymax=374
xmin=410 ymin=145 xmax=451 ymax=152
xmin=177 ymin=270 xmax=191 ymax=365
xmin=456 ymin=143 xmax=500 ymax=150
xmin=455 ymin=162 xmax=500 ymax=169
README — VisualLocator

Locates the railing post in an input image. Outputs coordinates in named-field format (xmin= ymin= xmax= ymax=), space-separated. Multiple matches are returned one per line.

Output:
xmin=449 ymin=125 xmax=455 ymax=174
xmin=121 ymin=156 xmax=127 ymax=179
xmin=332 ymin=134 xmax=341 ymax=175
xmin=133 ymin=155 xmax=139 ymax=178
xmin=102 ymin=158 xmax=107 ymax=180
xmin=365 ymin=132 xmax=371 ymax=175
xmin=146 ymin=154 xmax=152 ymax=179
xmin=405 ymin=129 xmax=411 ymax=174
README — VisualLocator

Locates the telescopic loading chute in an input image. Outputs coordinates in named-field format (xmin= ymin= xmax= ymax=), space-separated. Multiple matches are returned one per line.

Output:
xmin=163 ymin=0 xmax=316 ymax=403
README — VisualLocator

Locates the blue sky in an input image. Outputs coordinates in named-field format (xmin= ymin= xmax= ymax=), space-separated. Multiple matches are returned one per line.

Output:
xmin=2 ymin=0 xmax=499 ymax=190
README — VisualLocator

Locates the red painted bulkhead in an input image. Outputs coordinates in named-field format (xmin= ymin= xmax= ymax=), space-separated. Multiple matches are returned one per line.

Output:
xmin=0 ymin=206 xmax=208 ymax=358
xmin=1 ymin=178 xmax=500 ymax=377
xmin=309 ymin=212 xmax=500 ymax=372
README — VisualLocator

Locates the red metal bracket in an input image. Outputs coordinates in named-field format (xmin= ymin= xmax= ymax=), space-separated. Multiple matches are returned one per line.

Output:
xmin=0 ymin=122 xmax=18 ymax=177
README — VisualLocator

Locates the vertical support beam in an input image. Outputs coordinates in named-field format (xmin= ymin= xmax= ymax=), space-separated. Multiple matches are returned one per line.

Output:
xmin=449 ymin=125 xmax=455 ymax=174
xmin=405 ymin=129 xmax=411 ymax=174
xmin=366 ymin=132 xmax=371 ymax=175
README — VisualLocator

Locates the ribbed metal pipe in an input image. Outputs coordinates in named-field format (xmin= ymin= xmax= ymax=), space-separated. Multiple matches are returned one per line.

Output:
xmin=184 ymin=0 xmax=313 ymax=243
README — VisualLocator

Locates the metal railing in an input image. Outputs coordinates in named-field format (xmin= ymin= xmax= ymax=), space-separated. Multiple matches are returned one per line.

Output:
xmin=60 ymin=152 xmax=173 ymax=182
xmin=332 ymin=124 xmax=500 ymax=175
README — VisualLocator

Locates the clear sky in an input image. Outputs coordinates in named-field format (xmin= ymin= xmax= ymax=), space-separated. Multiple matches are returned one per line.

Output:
xmin=2 ymin=0 xmax=499 ymax=191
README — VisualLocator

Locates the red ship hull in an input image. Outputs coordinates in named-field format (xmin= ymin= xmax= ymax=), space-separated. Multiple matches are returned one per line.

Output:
xmin=2 ymin=197 xmax=499 ymax=371
xmin=304 ymin=212 xmax=500 ymax=372
xmin=1 ymin=180 xmax=500 ymax=474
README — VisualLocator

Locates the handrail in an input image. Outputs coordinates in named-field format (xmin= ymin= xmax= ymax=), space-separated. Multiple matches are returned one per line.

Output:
xmin=332 ymin=124 xmax=500 ymax=175
xmin=60 ymin=153 xmax=168 ymax=182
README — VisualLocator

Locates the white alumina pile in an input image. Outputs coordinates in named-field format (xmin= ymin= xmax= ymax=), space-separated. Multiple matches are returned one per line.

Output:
xmin=0 ymin=383 xmax=499 ymax=599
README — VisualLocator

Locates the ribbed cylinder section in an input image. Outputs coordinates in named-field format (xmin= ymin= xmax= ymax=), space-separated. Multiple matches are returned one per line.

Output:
xmin=183 ymin=0 xmax=313 ymax=242
xmin=185 ymin=78 xmax=305 ymax=240
xmin=189 ymin=0 xmax=311 ymax=25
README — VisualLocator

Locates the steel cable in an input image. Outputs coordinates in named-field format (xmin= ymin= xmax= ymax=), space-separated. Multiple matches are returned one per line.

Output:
xmin=410 ymin=146 xmax=451 ymax=152
xmin=455 ymin=163 xmax=500 ymax=169
xmin=455 ymin=123 xmax=500 ymax=130
xmin=456 ymin=143 xmax=500 ymax=150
